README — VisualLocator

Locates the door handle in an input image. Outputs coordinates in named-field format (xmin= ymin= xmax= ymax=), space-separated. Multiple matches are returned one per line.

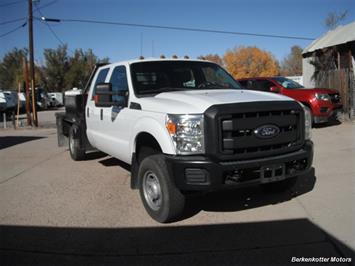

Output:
xmin=100 ymin=109 xmax=103 ymax=120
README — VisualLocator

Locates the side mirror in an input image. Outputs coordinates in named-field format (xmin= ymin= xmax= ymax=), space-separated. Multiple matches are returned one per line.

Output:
xmin=270 ymin=86 xmax=281 ymax=93
xmin=94 ymin=83 xmax=129 ymax=107
xmin=94 ymin=83 xmax=114 ymax=107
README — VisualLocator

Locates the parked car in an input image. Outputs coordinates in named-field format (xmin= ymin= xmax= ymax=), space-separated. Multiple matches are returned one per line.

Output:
xmin=18 ymin=92 xmax=26 ymax=110
xmin=1 ymin=90 xmax=18 ymax=113
xmin=35 ymin=88 xmax=51 ymax=110
xmin=238 ymin=76 xmax=343 ymax=124
xmin=48 ymin=92 xmax=64 ymax=107
xmin=56 ymin=59 xmax=313 ymax=223
xmin=0 ymin=91 xmax=7 ymax=113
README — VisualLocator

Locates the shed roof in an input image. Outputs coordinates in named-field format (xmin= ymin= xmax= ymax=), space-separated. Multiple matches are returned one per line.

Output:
xmin=303 ymin=21 xmax=355 ymax=55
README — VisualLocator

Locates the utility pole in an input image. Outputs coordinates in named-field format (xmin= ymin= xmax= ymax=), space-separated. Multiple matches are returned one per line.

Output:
xmin=28 ymin=0 xmax=38 ymax=127
xmin=23 ymin=57 xmax=32 ymax=126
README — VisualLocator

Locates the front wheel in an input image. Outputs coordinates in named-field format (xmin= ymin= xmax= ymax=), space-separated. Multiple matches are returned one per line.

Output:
xmin=69 ymin=124 xmax=86 ymax=161
xmin=138 ymin=154 xmax=185 ymax=223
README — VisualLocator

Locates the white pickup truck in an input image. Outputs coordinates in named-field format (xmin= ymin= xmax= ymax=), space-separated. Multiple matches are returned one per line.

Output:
xmin=56 ymin=58 xmax=313 ymax=223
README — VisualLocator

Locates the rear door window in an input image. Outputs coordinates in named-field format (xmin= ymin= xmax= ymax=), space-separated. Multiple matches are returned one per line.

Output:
xmin=92 ymin=68 xmax=109 ymax=97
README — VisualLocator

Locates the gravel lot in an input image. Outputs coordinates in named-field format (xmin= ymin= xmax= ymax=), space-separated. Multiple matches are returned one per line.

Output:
xmin=0 ymin=114 xmax=354 ymax=265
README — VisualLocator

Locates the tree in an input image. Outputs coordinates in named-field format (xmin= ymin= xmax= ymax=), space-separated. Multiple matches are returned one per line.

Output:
xmin=1 ymin=45 xmax=109 ymax=92
xmin=280 ymin=45 xmax=303 ymax=76
xmin=324 ymin=10 xmax=348 ymax=30
xmin=0 ymin=48 xmax=28 ymax=90
xmin=223 ymin=46 xmax=279 ymax=79
xmin=65 ymin=49 xmax=109 ymax=90
xmin=42 ymin=45 xmax=70 ymax=92
xmin=309 ymin=47 xmax=337 ymax=83
xmin=197 ymin=54 xmax=224 ymax=66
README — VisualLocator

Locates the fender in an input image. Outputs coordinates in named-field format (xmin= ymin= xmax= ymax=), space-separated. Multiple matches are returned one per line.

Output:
xmin=129 ymin=115 xmax=176 ymax=156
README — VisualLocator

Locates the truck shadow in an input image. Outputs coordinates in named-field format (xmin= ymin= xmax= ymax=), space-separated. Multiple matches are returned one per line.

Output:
xmin=0 ymin=136 xmax=45 ymax=150
xmin=313 ymin=119 xmax=341 ymax=128
xmin=84 ymin=152 xmax=131 ymax=172
xmin=182 ymin=168 xmax=316 ymax=219
xmin=1 ymin=217 xmax=353 ymax=265
xmin=84 ymin=151 xmax=108 ymax=160
xmin=98 ymin=156 xmax=131 ymax=171
xmin=93 ymin=155 xmax=316 ymax=221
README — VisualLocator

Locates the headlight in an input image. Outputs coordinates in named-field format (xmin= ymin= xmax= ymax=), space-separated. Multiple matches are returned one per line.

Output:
xmin=301 ymin=104 xmax=312 ymax=140
xmin=166 ymin=114 xmax=204 ymax=154
xmin=315 ymin=93 xmax=331 ymax=101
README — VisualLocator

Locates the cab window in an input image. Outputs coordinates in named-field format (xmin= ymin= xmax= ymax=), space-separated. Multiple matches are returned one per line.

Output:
xmin=92 ymin=68 xmax=109 ymax=98
xmin=109 ymin=66 xmax=129 ymax=106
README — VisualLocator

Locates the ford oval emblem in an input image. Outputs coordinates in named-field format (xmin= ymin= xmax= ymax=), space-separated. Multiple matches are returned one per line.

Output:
xmin=254 ymin=124 xmax=280 ymax=139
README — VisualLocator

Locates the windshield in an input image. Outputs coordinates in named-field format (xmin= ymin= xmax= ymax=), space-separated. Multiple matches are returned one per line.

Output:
xmin=130 ymin=61 xmax=242 ymax=96
xmin=272 ymin=77 xmax=304 ymax=89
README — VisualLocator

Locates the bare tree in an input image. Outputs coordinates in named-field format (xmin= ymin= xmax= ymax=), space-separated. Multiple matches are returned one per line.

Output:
xmin=324 ymin=10 xmax=348 ymax=30
xmin=281 ymin=45 xmax=303 ymax=76
xmin=197 ymin=54 xmax=224 ymax=66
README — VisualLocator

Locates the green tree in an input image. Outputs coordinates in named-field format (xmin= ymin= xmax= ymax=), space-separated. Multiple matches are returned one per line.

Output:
xmin=42 ymin=45 xmax=70 ymax=92
xmin=65 ymin=49 xmax=109 ymax=90
xmin=281 ymin=45 xmax=303 ymax=76
xmin=0 ymin=48 xmax=28 ymax=90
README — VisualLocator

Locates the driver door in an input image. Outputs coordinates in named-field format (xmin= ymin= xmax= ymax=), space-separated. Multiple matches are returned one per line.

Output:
xmin=96 ymin=65 xmax=133 ymax=163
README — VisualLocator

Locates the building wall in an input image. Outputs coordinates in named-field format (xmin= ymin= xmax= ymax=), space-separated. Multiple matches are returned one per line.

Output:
xmin=302 ymin=57 xmax=315 ymax=87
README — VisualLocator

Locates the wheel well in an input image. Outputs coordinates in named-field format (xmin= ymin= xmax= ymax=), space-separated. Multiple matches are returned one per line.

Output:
xmin=131 ymin=132 xmax=163 ymax=190
xmin=135 ymin=132 xmax=162 ymax=163
xmin=301 ymin=102 xmax=312 ymax=110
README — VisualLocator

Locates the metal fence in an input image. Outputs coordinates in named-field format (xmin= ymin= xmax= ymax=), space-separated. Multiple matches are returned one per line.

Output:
xmin=315 ymin=68 xmax=355 ymax=120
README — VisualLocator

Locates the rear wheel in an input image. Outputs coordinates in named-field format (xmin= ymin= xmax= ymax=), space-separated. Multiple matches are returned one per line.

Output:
xmin=138 ymin=154 xmax=185 ymax=223
xmin=69 ymin=124 xmax=86 ymax=161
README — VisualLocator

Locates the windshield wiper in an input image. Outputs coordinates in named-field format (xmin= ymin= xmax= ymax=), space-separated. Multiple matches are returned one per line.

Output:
xmin=139 ymin=87 xmax=184 ymax=94
xmin=197 ymin=81 xmax=226 ymax=89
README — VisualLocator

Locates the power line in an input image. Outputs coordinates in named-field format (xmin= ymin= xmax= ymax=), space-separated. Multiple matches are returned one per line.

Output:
xmin=36 ymin=9 xmax=65 ymax=45
xmin=0 ymin=17 xmax=26 ymax=25
xmin=33 ymin=0 xmax=58 ymax=12
xmin=34 ymin=8 xmax=75 ymax=54
xmin=39 ymin=17 xmax=315 ymax=41
xmin=0 ymin=22 xmax=27 ymax=38
xmin=0 ymin=0 xmax=26 ymax=8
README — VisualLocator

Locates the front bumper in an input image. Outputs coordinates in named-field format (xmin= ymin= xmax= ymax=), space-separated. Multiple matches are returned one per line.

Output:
xmin=165 ymin=140 xmax=313 ymax=191
xmin=312 ymin=102 xmax=343 ymax=124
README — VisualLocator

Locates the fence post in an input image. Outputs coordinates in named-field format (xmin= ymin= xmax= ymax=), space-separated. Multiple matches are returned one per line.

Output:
xmin=3 ymin=112 xmax=6 ymax=129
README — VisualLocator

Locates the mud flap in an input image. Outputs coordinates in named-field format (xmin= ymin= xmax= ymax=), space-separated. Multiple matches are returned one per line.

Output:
xmin=55 ymin=112 xmax=68 ymax=147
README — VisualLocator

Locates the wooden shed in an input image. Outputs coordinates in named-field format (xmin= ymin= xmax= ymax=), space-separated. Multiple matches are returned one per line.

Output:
xmin=302 ymin=21 xmax=355 ymax=119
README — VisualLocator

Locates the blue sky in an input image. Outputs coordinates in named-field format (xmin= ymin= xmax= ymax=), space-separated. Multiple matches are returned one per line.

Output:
xmin=1 ymin=0 xmax=354 ymax=64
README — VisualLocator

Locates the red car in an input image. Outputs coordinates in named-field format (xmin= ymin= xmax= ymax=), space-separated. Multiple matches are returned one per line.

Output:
xmin=238 ymin=77 xmax=343 ymax=124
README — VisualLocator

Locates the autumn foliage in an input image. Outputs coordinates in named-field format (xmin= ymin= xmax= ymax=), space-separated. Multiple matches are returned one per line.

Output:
xmin=223 ymin=46 xmax=280 ymax=79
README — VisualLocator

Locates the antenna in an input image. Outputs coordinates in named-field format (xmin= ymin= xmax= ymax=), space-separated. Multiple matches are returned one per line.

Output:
xmin=140 ymin=32 xmax=143 ymax=57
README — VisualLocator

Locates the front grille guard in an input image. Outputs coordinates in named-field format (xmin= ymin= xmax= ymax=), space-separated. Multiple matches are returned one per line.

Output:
xmin=204 ymin=101 xmax=305 ymax=162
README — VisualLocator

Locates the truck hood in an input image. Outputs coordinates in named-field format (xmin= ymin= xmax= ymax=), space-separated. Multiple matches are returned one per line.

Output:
xmin=137 ymin=89 xmax=293 ymax=114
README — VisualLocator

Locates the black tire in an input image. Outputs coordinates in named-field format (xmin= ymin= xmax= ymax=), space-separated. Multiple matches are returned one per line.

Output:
xmin=69 ymin=124 xmax=86 ymax=161
xmin=261 ymin=177 xmax=297 ymax=193
xmin=138 ymin=154 xmax=185 ymax=223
